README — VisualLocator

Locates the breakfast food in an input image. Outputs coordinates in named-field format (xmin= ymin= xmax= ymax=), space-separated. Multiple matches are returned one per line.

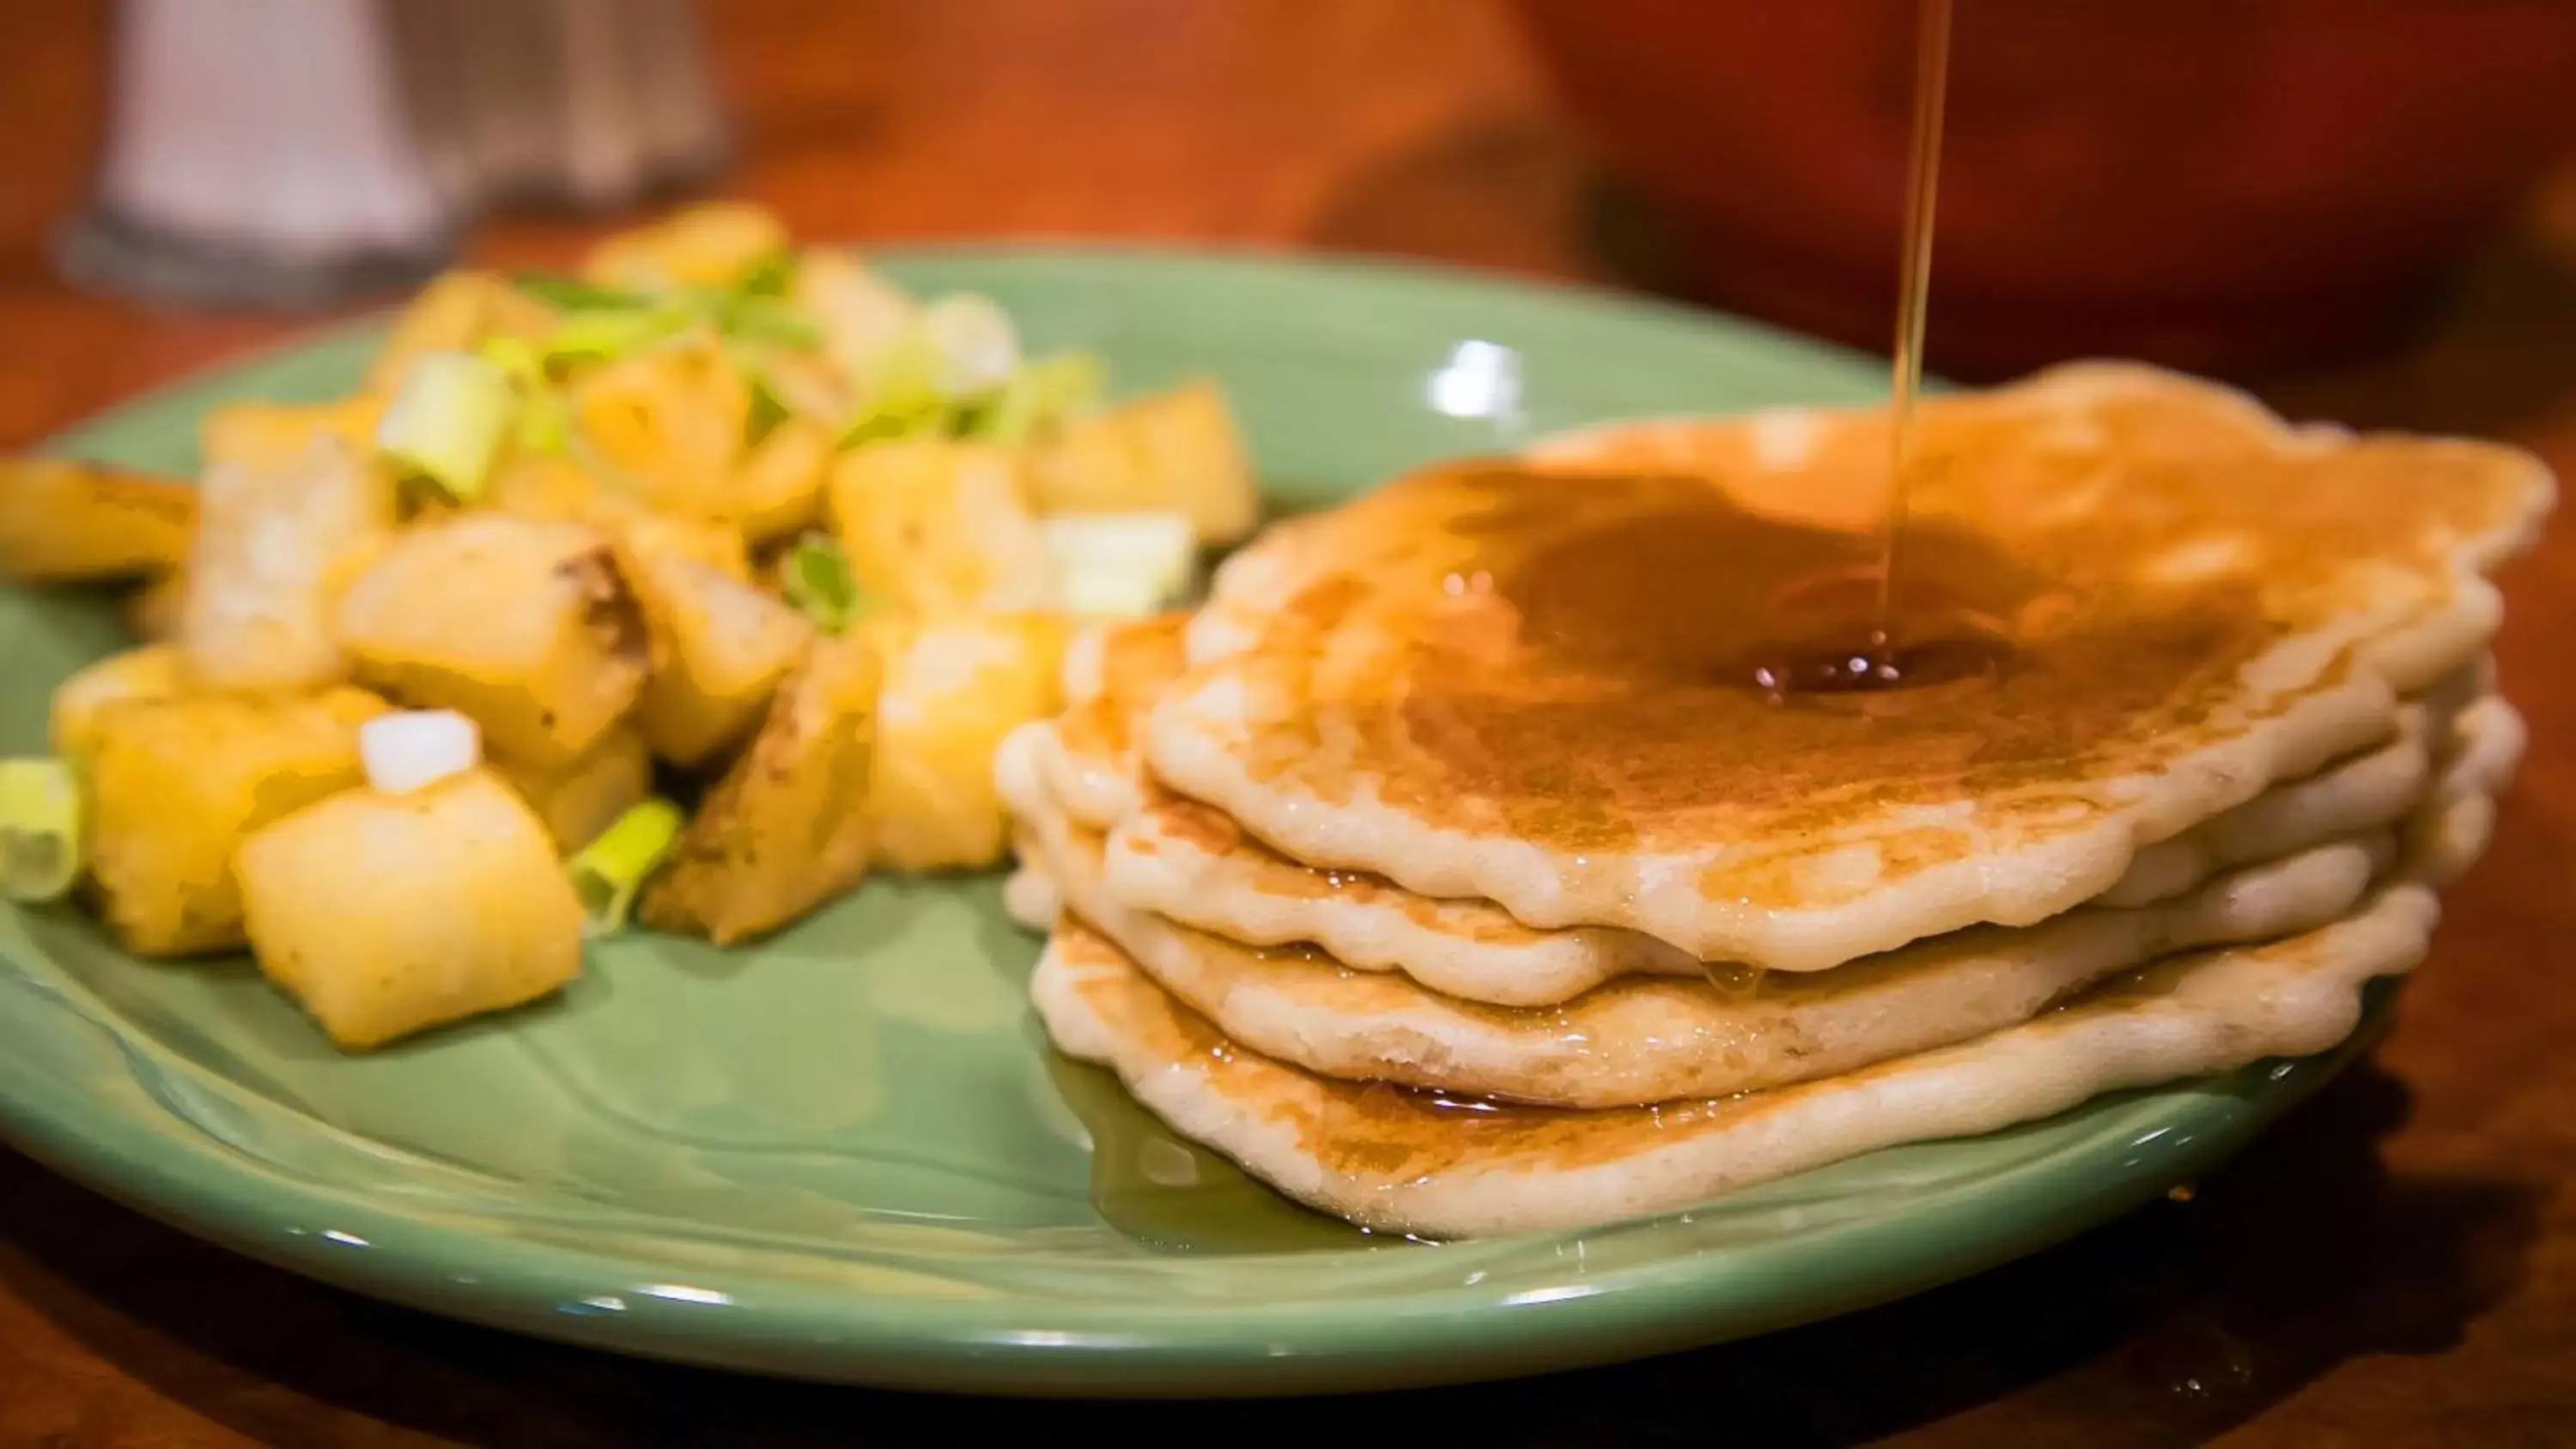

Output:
xmin=0 ymin=201 xmax=1256 ymax=1049
xmin=1005 ymin=362 xmax=2551 ymax=1238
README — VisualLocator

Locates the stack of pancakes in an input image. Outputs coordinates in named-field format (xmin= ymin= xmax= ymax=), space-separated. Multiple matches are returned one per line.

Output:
xmin=997 ymin=363 xmax=2553 ymax=1239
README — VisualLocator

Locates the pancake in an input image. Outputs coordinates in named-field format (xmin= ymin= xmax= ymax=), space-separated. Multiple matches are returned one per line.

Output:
xmin=1144 ymin=363 xmax=2550 ymax=969
xmin=2403 ymin=687 xmax=2528 ymax=880
xmin=1036 ymin=609 xmax=2478 ymax=1006
xmin=1033 ymin=875 xmax=2444 ymax=1239
xmin=1032 ymin=760 xmax=2494 ymax=1239
xmin=1009 ymin=697 xmax=2519 ymax=1109
xmin=1020 ymin=798 xmax=2385 ymax=1109
xmin=1036 ymin=612 xmax=1192 ymax=829
xmin=1002 ymin=860 xmax=1060 ymax=932
xmin=1090 ymin=649 xmax=2477 ymax=1006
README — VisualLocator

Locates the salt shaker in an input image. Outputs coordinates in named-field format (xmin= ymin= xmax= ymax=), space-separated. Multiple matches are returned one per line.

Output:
xmin=55 ymin=0 xmax=457 ymax=309
xmin=57 ymin=0 xmax=734 ymax=312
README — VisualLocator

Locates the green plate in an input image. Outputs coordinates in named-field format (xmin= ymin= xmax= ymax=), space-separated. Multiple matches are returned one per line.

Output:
xmin=0 ymin=249 xmax=2383 ymax=1397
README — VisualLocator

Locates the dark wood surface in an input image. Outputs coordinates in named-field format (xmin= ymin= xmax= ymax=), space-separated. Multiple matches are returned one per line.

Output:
xmin=4 ymin=3 xmax=2573 ymax=1444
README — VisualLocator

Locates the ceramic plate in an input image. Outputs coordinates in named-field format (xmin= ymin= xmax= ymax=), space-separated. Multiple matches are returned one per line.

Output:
xmin=0 ymin=249 xmax=2383 ymax=1397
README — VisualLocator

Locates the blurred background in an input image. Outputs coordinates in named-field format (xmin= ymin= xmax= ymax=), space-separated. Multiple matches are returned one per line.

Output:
xmin=9 ymin=0 xmax=2576 ymax=439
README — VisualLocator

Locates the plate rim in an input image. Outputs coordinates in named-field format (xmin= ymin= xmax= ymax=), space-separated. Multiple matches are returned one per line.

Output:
xmin=0 ymin=245 xmax=2372 ymax=1396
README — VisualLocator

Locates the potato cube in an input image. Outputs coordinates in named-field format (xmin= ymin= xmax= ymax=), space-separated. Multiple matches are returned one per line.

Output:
xmin=730 ymin=415 xmax=835 ymax=545
xmin=237 ymin=767 xmax=582 ymax=1050
xmin=0 ymin=458 xmax=197 ymax=583
xmin=827 ymin=438 xmax=1058 ymax=615
xmin=580 ymin=201 xmax=791 ymax=294
xmin=588 ymin=494 xmax=752 ymax=584
xmin=861 ymin=612 xmax=1069 ymax=870
xmin=85 ymin=688 xmax=386 ymax=956
xmin=199 ymin=393 xmax=388 ymax=473
xmin=491 ymin=725 xmax=652 ymax=852
xmin=337 ymin=513 xmax=647 ymax=767
xmin=484 ymin=454 xmax=605 ymax=520
xmin=51 ymin=644 xmax=189 ymax=767
xmin=622 ymin=543 xmax=815 ymax=767
xmin=791 ymin=249 xmax=916 ymax=384
xmin=489 ymin=458 xmax=751 ymax=582
xmin=568 ymin=338 xmax=749 ymax=519
xmin=638 ymin=632 xmax=881 ymax=944
xmin=1025 ymin=380 xmax=1258 ymax=544
xmin=365 ymin=270 xmax=557 ymax=395
xmin=180 ymin=434 xmax=399 ymax=693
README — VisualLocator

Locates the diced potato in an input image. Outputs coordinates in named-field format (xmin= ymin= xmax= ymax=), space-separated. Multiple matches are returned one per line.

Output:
xmin=581 ymin=201 xmax=791 ymax=294
xmin=51 ymin=644 xmax=189 ymax=767
xmin=792 ymin=249 xmax=916 ymax=385
xmin=485 ymin=453 xmax=604 ymax=519
xmin=237 ymin=767 xmax=582 ymax=1050
xmin=337 ymin=513 xmax=647 ymax=767
xmin=492 ymin=724 xmax=652 ymax=852
xmin=1025 ymin=379 xmax=1259 ymax=545
xmin=827 ymin=438 xmax=1058 ymax=615
xmin=730 ymin=415 xmax=834 ymax=544
xmin=568 ymin=336 xmax=749 ymax=519
xmin=489 ymin=457 xmax=750 ymax=581
xmin=620 ymin=542 xmax=815 ymax=766
xmin=180 ymin=435 xmax=399 ymax=693
xmin=586 ymin=494 xmax=751 ymax=582
xmin=638 ymin=632 xmax=881 ymax=944
xmin=125 ymin=568 xmax=187 ymax=643
xmin=750 ymin=349 xmax=853 ymax=431
xmin=84 ymin=688 xmax=386 ymax=956
xmin=200 ymin=393 xmax=388 ymax=473
xmin=0 ymin=458 xmax=197 ymax=583
xmin=365 ymin=270 xmax=558 ymax=396
xmin=861 ymin=612 xmax=1069 ymax=870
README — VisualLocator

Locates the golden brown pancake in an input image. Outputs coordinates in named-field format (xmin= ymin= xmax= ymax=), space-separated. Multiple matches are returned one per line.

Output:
xmin=1047 ymin=616 xmax=2479 ymax=1006
xmin=1033 ymin=872 xmax=2445 ymax=1239
xmin=1006 ymin=695 xmax=2521 ymax=1111
xmin=1145 ymin=363 xmax=2550 ymax=969
xmin=1039 ymin=612 xmax=1192 ymax=828
xmin=1028 ymin=704 xmax=2506 ymax=1238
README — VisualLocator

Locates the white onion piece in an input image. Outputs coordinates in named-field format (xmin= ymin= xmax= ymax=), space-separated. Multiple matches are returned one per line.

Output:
xmin=360 ymin=710 xmax=482 ymax=796
xmin=1042 ymin=512 xmax=1196 ymax=618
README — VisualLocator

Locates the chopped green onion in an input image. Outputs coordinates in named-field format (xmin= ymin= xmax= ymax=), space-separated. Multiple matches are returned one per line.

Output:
xmin=0 ymin=758 xmax=82 ymax=903
xmin=744 ymin=366 xmax=793 ymax=449
xmin=1042 ymin=512 xmax=1198 ymax=618
xmin=836 ymin=333 xmax=953 ymax=448
xmin=837 ymin=399 xmax=951 ymax=450
xmin=568 ymin=797 xmax=685 ymax=938
xmin=733 ymin=250 xmax=798 ymax=299
xmin=474 ymin=336 xmax=572 ymax=456
xmin=535 ymin=284 xmax=816 ymax=371
xmin=540 ymin=307 xmax=687 ymax=368
xmin=966 ymin=351 xmax=1108 ymax=446
xmin=514 ymin=391 xmax=571 ymax=457
xmin=512 ymin=271 xmax=655 ymax=312
xmin=375 ymin=351 xmax=517 ymax=504
xmin=474 ymin=335 xmax=544 ymax=385
xmin=919 ymin=294 xmax=1022 ymax=398
xmin=779 ymin=532 xmax=873 ymax=633
xmin=719 ymin=295 xmax=823 ymax=350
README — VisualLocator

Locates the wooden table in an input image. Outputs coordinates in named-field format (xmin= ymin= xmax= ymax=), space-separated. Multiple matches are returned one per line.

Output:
xmin=4 ymin=3 xmax=2573 ymax=1443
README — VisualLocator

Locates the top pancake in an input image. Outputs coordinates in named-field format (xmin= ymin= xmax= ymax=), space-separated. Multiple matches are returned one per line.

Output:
xmin=1145 ymin=363 xmax=2552 ymax=970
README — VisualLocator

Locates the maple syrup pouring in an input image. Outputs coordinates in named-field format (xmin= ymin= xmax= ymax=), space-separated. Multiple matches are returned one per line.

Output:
xmin=1741 ymin=0 xmax=1978 ymax=698
xmin=1880 ymin=0 xmax=1952 ymax=628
